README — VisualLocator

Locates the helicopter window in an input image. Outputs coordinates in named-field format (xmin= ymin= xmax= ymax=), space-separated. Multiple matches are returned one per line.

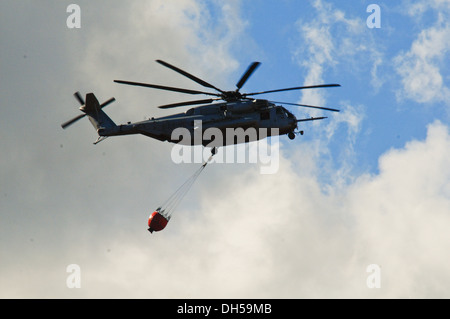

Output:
xmin=276 ymin=107 xmax=283 ymax=115
xmin=281 ymin=106 xmax=295 ymax=119
xmin=260 ymin=110 xmax=270 ymax=120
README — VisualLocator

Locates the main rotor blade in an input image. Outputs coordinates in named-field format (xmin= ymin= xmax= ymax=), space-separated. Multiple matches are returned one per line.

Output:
xmin=156 ymin=60 xmax=225 ymax=94
xmin=244 ymin=84 xmax=341 ymax=96
xmin=158 ymin=98 xmax=218 ymax=109
xmin=74 ymin=91 xmax=85 ymax=105
xmin=236 ymin=62 xmax=261 ymax=91
xmin=61 ymin=113 xmax=86 ymax=129
xmin=114 ymin=80 xmax=221 ymax=97
xmin=271 ymin=101 xmax=340 ymax=112
xmin=296 ymin=116 xmax=328 ymax=122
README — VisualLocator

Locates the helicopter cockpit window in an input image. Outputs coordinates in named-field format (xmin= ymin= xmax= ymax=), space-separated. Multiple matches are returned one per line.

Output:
xmin=281 ymin=106 xmax=295 ymax=119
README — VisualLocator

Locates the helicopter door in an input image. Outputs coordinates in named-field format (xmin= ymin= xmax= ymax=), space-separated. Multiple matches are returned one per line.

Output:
xmin=260 ymin=110 xmax=270 ymax=121
xmin=271 ymin=108 xmax=278 ymax=123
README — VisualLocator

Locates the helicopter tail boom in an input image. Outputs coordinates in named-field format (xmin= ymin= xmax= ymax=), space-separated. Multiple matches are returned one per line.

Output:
xmin=62 ymin=92 xmax=117 ymax=134
xmin=81 ymin=93 xmax=117 ymax=132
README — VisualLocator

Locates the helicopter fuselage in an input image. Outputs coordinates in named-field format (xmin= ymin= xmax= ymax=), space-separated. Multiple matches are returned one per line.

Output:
xmin=62 ymin=60 xmax=339 ymax=146
xmin=99 ymin=99 xmax=297 ymax=147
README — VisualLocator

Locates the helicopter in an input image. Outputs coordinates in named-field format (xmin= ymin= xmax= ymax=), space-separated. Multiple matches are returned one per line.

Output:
xmin=61 ymin=60 xmax=340 ymax=149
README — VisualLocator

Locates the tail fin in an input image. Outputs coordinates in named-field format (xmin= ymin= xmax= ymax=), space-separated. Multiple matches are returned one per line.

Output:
xmin=61 ymin=92 xmax=116 ymax=131
xmin=81 ymin=93 xmax=117 ymax=131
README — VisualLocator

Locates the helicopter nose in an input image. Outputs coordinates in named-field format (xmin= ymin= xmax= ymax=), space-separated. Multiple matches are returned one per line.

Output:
xmin=290 ymin=118 xmax=298 ymax=129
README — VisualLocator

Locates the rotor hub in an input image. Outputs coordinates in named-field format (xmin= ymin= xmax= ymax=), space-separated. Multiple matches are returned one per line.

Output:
xmin=222 ymin=91 xmax=243 ymax=102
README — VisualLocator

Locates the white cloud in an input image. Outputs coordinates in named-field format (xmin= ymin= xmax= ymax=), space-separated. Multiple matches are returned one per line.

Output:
xmin=290 ymin=0 xmax=380 ymax=155
xmin=70 ymin=0 xmax=247 ymax=123
xmin=2 ymin=0 xmax=450 ymax=299
xmin=54 ymin=1 xmax=450 ymax=299
xmin=87 ymin=121 xmax=450 ymax=298
xmin=394 ymin=0 xmax=450 ymax=104
xmin=4 ymin=117 xmax=449 ymax=298
xmin=0 ymin=0 xmax=248 ymax=298
xmin=405 ymin=0 xmax=450 ymax=17
xmin=153 ymin=120 xmax=450 ymax=298
xmin=347 ymin=121 xmax=450 ymax=297
xmin=293 ymin=0 xmax=381 ymax=106
xmin=394 ymin=21 xmax=450 ymax=104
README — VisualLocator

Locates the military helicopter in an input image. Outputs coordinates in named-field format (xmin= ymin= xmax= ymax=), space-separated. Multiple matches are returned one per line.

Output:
xmin=61 ymin=60 xmax=340 ymax=149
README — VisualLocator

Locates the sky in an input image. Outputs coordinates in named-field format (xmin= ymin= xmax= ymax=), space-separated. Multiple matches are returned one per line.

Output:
xmin=1 ymin=0 xmax=450 ymax=298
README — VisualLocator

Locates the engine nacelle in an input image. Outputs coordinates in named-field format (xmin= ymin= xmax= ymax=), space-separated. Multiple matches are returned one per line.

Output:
xmin=226 ymin=100 xmax=255 ymax=113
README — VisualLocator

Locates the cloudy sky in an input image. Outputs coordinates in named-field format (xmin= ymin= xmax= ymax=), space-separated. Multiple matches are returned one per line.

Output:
xmin=1 ymin=0 xmax=450 ymax=298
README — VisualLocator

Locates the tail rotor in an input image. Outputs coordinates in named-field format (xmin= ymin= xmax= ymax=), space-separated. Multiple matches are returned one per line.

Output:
xmin=61 ymin=91 xmax=115 ymax=129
